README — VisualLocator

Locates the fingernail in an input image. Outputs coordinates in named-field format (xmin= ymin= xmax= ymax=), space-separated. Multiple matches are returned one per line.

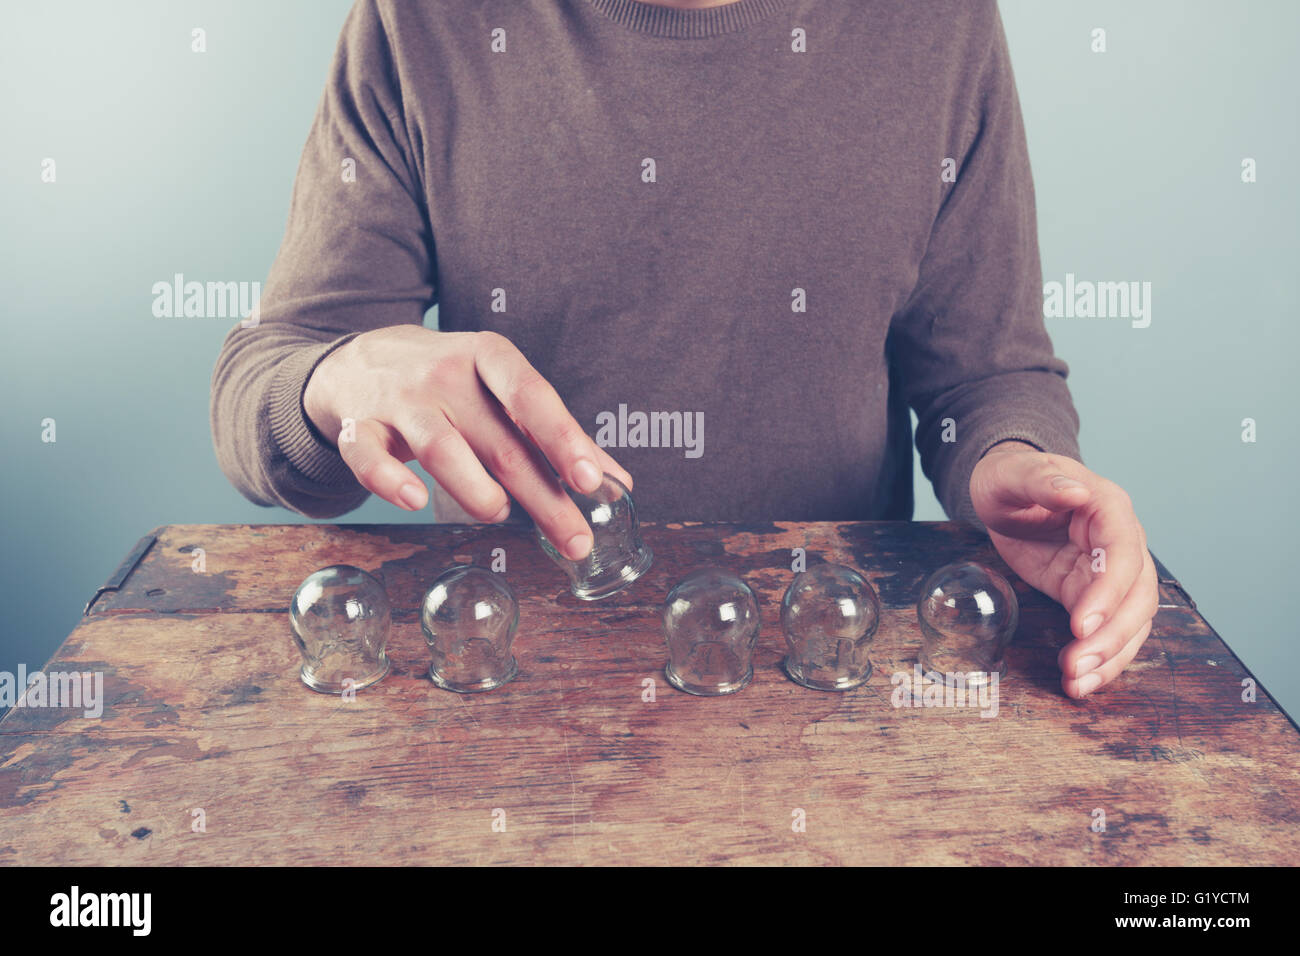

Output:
xmin=1075 ymin=654 xmax=1103 ymax=676
xmin=491 ymin=502 xmax=511 ymax=523
xmin=1052 ymin=476 xmax=1085 ymax=490
xmin=399 ymin=484 xmax=427 ymax=510
xmin=565 ymin=532 xmax=593 ymax=561
xmin=1077 ymin=673 xmax=1103 ymax=695
xmin=1081 ymin=613 xmax=1104 ymax=637
xmin=573 ymin=459 xmax=602 ymax=494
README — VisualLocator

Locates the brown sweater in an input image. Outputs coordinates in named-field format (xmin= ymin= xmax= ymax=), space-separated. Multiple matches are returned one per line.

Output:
xmin=210 ymin=0 xmax=1081 ymax=526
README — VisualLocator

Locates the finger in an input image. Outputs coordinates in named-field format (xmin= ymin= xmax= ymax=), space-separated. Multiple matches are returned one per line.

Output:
xmin=449 ymin=379 xmax=595 ymax=561
xmin=473 ymin=332 xmax=608 ymax=496
xmin=987 ymin=451 xmax=1095 ymax=514
xmin=523 ymin=426 xmax=633 ymax=493
xmin=393 ymin=407 xmax=510 ymax=522
xmin=594 ymin=445 xmax=633 ymax=491
xmin=1059 ymin=547 xmax=1158 ymax=677
xmin=337 ymin=418 xmax=430 ymax=512
xmin=1064 ymin=496 xmax=1149 ymax=640
xmin=1061 ymin=621 xmax=1151 ymax=698
xmin=976 ymin=452 xmax=1094 ymax=539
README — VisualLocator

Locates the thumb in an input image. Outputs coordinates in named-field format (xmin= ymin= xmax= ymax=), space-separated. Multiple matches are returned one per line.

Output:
xmin=977 ymin=450 xmax=1094 ymax=521
xmin=1024 ymin=471 xmax=1094 ymax=514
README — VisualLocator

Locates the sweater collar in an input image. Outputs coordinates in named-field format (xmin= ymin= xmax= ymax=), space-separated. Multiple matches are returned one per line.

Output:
xmin=584 ymin=0 xmax=788 ymax=38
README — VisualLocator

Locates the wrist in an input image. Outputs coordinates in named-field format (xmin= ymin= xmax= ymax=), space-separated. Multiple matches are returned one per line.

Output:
xmin=982 ymin=439 xmax=1038 ymax=458
xmin=303 ymin=349 xmax=345 ymax=446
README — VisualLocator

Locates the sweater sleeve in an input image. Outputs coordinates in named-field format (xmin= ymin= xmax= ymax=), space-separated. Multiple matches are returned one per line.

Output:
xmin=887 ymin=2 xmax=1081 ymax=530
xmin=209 ymin=0 xmax=435 ymax=518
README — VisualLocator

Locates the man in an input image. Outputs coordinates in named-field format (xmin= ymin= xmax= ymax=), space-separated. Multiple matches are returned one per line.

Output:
xmin=211 ymin=0 xmax=1158 ymax=699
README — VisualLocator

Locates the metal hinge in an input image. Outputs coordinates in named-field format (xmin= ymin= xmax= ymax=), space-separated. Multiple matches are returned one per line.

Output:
xmin=1150 ymin=550 xmax=1195 ymax=610
xmin=83 ymin=532 xmax=158 ymax=615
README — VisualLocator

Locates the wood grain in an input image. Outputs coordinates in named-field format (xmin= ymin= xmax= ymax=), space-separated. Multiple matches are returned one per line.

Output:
xmin=1 ymin=521 xmax=1296 ymax=865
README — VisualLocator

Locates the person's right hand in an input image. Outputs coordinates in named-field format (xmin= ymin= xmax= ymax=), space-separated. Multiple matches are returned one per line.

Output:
xmin=302 ymin=325 xmax=632 ymax=560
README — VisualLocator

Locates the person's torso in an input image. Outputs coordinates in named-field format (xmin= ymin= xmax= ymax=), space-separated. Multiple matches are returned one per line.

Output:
xmin=385 ymin=0 xmax=989 ymax=521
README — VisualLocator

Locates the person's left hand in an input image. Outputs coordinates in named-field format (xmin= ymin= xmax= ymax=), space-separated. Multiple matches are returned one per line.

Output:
xmin=968 ymin=441 xmax=1159 ymax=699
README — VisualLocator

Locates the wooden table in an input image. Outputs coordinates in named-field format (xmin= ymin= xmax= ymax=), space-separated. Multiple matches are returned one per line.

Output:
xmin=1 ymin=521 xmax=1296 ymax=865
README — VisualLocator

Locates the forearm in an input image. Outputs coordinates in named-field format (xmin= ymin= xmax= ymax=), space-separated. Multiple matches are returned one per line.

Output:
xmin=910 ymin=368 xmax=1082 ymax=527
xmin=210 ymin=322 xmax=369 ymax=518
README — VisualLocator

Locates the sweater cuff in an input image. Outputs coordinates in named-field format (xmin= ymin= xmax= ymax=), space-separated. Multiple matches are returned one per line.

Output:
xmin=942 ymin=417 xmax=1084 ymax=531
xmin=267 ymin=334 xmax=363 ymax=490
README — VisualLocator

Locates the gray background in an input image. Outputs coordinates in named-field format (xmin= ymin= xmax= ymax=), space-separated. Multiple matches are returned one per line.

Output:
xmin=1 ymin=1 xmax=1295 ymax=715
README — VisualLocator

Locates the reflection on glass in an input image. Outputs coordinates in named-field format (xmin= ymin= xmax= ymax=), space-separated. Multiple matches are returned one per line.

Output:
xmin=290 ymin=565 xmax=391 ymax=694
xmin=422 ymin=564 xmax=520 ymax=693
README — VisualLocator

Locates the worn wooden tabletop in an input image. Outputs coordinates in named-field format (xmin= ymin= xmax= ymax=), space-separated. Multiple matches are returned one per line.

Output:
xmin=0 ymin=521 xmax=1296 ymax=865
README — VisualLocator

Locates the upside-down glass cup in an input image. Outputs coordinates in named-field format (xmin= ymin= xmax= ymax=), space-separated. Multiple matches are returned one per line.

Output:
xmin=662 ymin=568 xmax=761 ymax=696
xmin=421 ymin=565 xmax=520 ymax=693
xmin=289 ymin=565 xmax=392 ymax=694
xmin=917 ymin=561 xmax=1019 ymax=689
xmin=781 ymin=563 xmax=880 ymax=690
xmin=536 ymin=473 xmax=653 ymax=600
